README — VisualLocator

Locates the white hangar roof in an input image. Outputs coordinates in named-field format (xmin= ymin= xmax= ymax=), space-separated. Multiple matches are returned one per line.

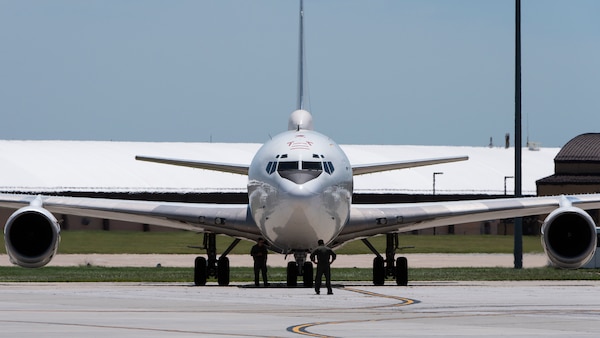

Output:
xmin=0 ymin=140 xmax=559 ymax=195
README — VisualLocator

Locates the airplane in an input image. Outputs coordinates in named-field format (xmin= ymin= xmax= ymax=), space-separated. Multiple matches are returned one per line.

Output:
xmin=3 ymin=0 xmax=600 ymax=287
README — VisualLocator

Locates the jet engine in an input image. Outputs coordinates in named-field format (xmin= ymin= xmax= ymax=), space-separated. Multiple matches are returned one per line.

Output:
xmin=541 ymin=206 xmax=598 ymax=269
xmin=4 ymin=205 xmax=61 ymax=268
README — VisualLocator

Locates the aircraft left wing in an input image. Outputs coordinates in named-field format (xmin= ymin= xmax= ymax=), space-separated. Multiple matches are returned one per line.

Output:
xmin=337 ymin=194 xmax=600 ymax=269
xmin=0 ymin=194 xmax=259 ymax=267
xmin=352 ymin=156 xmax=468 ymax=175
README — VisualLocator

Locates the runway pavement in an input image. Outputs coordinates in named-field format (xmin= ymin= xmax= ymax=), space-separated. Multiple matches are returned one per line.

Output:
xmin=0 ymin=253 xmax=550 ymax=268
xmin=1 ymin=281 xmax=600 ymax=337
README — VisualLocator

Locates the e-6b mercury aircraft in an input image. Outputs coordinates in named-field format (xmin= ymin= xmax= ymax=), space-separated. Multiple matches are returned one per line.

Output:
xmin=3 ymin=0 xmax=600 ymax=286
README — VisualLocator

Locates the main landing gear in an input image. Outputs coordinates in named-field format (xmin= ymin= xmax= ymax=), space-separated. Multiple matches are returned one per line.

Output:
xmin=194 ymin=233 xmax=241 ymax=286
xmin=286 ymin=251 xmax=313 ymax=288
xmin=362 ymin=233 xmax=408 ymax=286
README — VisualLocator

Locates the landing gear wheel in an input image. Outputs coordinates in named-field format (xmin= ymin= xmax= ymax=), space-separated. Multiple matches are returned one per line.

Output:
xmin=302 ymin=262 xmax=313 ymax=288
xmin=287 ymin=261 xmax=298 ymax=287
xmin=373 ymin=256 xmax=385 ymax=286
xmin=217 ymin=256 xmax=230 ymax=286
xmin=395 ymin=256 xmax=408 ymax=286
xmin=194 ymin=256 xmax=207 ymax=286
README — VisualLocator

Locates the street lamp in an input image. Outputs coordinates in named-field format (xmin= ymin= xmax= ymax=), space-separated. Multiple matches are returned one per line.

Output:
xmin=433 ymin=172 xmax=444 ymax=195
xmin=504 ymin=176 xmax=514 ymax=195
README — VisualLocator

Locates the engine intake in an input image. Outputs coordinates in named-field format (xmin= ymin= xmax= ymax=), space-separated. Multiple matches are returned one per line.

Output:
xmin=4 ymin=205 xmax=61 ymax=268
xmin=541 ymin=206 xmax=598 ymax=269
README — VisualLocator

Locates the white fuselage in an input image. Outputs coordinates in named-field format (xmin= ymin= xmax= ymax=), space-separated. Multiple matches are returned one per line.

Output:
xmin=247 ymin=129 xmax=353 ymax=252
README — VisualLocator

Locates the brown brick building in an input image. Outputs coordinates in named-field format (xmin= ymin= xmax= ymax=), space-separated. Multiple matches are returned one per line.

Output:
xmin=537 ymin=133 xmax=600 ymax=196
xmin=537 ymin=133 xmax=600 ymax=225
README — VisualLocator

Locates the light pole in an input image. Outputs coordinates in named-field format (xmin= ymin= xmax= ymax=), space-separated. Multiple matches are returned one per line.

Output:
xmin=504 ymin=176 xmax=514 ymax=195
xmin=433 ymin=172 xmax=444 ymax=195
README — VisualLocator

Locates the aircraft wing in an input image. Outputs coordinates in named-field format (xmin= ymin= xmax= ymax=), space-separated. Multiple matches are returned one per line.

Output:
xmin=0 ymin=194 xmax=260 ymax=239
xmin=135 ymin=155 xmax=249 ymax=175
xmin=352 ymin=156 xmax=468 ymax=175
xmin=335 ymin=194 xmax=600 ymax=244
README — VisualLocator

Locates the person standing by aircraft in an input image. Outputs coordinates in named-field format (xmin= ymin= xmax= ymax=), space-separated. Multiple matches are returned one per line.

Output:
xmin=310 ymin=239 xmax=336 ymax=295
xmin=251 ymin=238 xmax=269 ymax=287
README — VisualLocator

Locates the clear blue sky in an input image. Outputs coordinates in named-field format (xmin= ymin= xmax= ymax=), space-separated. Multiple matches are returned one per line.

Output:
xmin=1 ymin=0 xmax=598 ymax=147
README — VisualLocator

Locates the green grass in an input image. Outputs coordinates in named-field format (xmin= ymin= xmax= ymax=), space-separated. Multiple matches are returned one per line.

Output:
xmin=1 ymin=231 xmax=578 ymax=283
xmin=0 ymin=266 xmax=599 ymax=283
xmin=0 ymin=231 xmax=544 ymax=255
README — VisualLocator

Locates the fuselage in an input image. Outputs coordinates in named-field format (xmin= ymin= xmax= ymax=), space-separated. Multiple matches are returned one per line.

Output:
xmin=247 ymin=127 xmax=353 ymax=253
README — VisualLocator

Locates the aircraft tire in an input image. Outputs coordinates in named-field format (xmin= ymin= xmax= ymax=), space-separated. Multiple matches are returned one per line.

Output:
xmin=217 ymin=256 xmax=230 ymax=286
xmin=395 ymin=256 xmax=408 ymax=286
xmin=302 ymin=262 xmax=313 ymax=288
xmin=373 ymin=256 xmax=385 ymax=286
xmin=194 ymin=256 xmax=207 ymax=286
xmin=287 ymin=261 xmax=298 ymax=287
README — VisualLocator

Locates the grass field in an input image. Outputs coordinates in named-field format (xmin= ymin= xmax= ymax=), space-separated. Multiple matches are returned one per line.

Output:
xmin=0 ymin=266 xmax=599 ymax=283
xmin=2 ymin=231 xmax=595 ymax=283
xmin=0 ymin=231 xmax=544 ymax=255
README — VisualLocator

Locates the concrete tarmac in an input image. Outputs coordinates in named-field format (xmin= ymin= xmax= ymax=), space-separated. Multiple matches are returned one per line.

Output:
xmin=2 ymin=281 xmax=600 ymax=337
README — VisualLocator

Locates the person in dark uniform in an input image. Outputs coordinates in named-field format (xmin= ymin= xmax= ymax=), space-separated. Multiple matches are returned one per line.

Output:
xmin=250 ymin=237 xmax=268 ymax=287
xmin=310 ymin=239 xmax=336 ymax=295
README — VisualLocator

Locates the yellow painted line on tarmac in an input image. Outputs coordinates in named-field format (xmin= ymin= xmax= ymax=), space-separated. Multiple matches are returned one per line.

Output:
xmin=343 ymin=287 xmax=419 ymax=306
xmin=289 ymin=322 xmax=337 ymax=338
xmin=287 ymin=287 xmax=419 ymax=337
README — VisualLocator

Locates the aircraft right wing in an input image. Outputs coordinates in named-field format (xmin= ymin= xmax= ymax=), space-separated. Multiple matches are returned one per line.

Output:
xmin=135 ymin=155 xmax=249 ymax=175
xmin=0 ymin=193 xmax=260 ymax=268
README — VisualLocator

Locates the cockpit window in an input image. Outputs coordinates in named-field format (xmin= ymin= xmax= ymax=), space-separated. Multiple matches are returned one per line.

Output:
xmin=265 ymin=161 xmax=276 ymax=175
xmin=277 ymin=161 xmax=299 ymax=171
xmin=324 ymin=161 xmax=335 ymax=174
xmin=271 ymin=157 xmax=333 ymax=182
xmin=302 ymin=161 xmax=322 ymax=171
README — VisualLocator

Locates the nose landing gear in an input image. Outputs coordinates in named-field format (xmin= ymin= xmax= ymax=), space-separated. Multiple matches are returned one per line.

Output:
xmin=286 ymin=251 xmax=314 ymax=287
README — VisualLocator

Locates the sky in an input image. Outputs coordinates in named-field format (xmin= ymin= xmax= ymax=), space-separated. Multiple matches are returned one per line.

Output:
xmin=1 ymin=0 xmax=599 ymax=147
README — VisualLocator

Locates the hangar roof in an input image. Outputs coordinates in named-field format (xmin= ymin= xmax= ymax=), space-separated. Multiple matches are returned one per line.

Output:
xmin=537 ymin=133 xmax=600 ymax=186
xmin=0 ymin=140 xmax=559 ymax=195
xmin=555 ymin=133 xmax=600 ymax=162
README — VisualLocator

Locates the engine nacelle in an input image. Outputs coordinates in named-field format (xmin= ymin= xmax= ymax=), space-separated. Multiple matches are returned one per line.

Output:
xmin=541 ymin=206 xmax=598 ymax=269
xmin=4 ymin=205 xmax=61 ymax=268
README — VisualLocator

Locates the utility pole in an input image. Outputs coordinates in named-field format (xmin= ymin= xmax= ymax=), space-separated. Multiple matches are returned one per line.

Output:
xmin=514 ymin=0 xmax=523 ymax=269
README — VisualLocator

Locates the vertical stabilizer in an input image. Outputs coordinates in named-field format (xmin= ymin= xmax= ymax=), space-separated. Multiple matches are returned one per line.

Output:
xmin=289 ymin=0 xmax=314 ymax=131
xmin=296 ymin=0 xmax=310 ymax=112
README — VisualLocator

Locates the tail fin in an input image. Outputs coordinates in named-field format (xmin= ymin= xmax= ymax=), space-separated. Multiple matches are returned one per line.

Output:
xmin=288 ymin=0 xmax=313 ymax=130
xmin=289 ymin=0 xmax=314 ymax=131
xmin=296 ymin=0 xmax=310 ymax=112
